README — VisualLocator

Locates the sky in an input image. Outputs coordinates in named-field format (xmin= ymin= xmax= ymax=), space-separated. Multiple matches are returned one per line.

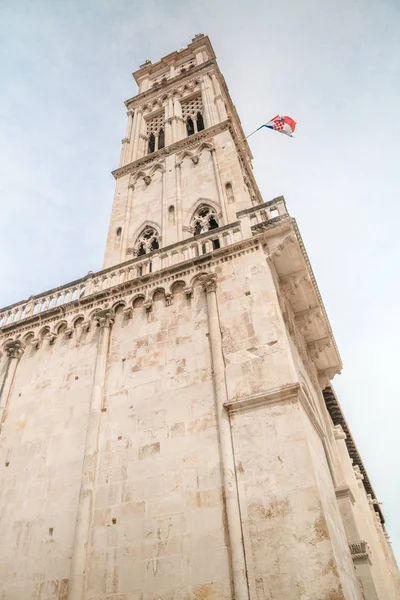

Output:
xmin=1 ymin=0 xmax=399 ymax=562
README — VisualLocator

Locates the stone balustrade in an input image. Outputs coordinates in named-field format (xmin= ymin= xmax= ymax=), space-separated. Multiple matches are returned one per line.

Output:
xmin=0 ymin=197 xmax=287 ymax=329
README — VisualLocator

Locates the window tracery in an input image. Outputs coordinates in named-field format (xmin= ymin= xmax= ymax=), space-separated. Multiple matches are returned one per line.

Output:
xmin=134 ymin=227 xmax=160 ymax=256
xmin=146 ymin=112 xmax=165 ymax=154
xmin=191 ymin=205 xmax=219 ymax=235
xmin=181 ymin=95 xmax=205 ymax=136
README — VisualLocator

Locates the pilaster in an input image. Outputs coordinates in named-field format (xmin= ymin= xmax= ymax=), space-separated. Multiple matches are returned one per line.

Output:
xmin=67 ymin=309 xmax=114 ymax=600
xmin=202 ymin=273 xmax=250 ymax=600
xmin=0 ymin=340 xmax=25 ymax=434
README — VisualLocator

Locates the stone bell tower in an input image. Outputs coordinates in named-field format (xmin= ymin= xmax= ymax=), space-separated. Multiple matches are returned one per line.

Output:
xmin=103 ymin=33 xmax=259 ymax=269
xmin=0 ymin=34 xmax=399 ymax=600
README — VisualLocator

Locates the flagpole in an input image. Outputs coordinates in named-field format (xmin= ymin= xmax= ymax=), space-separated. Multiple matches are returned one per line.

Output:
xmin=245 ymin=126 xmax=263 ymax=140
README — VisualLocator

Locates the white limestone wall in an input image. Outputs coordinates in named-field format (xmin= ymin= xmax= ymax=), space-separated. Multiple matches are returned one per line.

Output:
xmin=103 ymin=129 xmax=254 ymax=269
xmin=336 ymin=433 xmax=400 ymax=600
xmin=214 ymin=249 xmax=361 ymax=599
xmin=0 ymin=328 xmax=98 ymax=600
xmin=84 ymin=287 xmax=232 ymax=600
xmin=216 ymin=245 xmax=298 ymax=399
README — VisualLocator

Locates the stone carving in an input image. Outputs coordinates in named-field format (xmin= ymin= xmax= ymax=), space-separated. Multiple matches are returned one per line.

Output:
xmin=349 ymin=540 xmax=370 ymax=562
xmin=165 ymin=293 xmax=173 ymax=306
xmin=201 ymin=273 xmax=217 ymax=294
xmin=94 ymin=309 xmax=115 ymax=329
xmin=47 ymin=333 xmax=57 ymax=345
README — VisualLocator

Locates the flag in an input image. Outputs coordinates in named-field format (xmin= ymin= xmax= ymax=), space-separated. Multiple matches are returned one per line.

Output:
xmin=261 ymin=115 xmax=296 ymax=137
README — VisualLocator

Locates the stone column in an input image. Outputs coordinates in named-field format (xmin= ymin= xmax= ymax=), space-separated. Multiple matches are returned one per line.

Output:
xmin=211 ymin=73 xmax=227 ymax=121
xmin=175 ymin=162 xmax=183 ymax=242
xmin=173 ymin=96 xmax=184 ymax=141
xmin=202 ymin=274 xmax=249 ymax=600
xmin=120 ymin=109 xmax=134 ymax=165
xmin=210 ymin=148 xmax=228 ymax=226
xmin=165 ymin=95 xmax=173 ymax=146
xmin=120 ymin=182 xmax=134 ymax=263
xmin=67 ymin=309 xmax=114 ymax=600
xmin=0 ymin=340 xmax=25 ymax=433
xmin=200 ymin=74 xmax=218 ymax=128
xmin=132 ymin=109 xmax=144 ymax=161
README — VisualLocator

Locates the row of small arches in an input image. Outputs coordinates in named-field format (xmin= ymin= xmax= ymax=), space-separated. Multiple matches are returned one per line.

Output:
xmin=1 ymin=274 xmax=213 ymax=351
xmin=147 ymin=112 xmax=204 ymax=154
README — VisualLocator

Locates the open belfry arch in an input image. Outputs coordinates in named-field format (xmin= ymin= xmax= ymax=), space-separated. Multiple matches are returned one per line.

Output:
xmin=0 ymin=34 xmax=399 ymax=600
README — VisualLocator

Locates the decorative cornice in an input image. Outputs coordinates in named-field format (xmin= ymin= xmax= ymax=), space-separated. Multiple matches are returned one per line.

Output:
xmin=126 ymin=59 xmax=216 ymax=108
xmin=224 ymin=383 xmax=300 ymax=414
xmin=112 ymin=121 xmax=229 ymax=180
xmin=335 ymin=485 xmax=355 ymax=503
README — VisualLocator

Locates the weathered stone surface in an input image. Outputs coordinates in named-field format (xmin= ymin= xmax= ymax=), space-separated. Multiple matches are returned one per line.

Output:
xmin=0 ymin=34 xmax=398 ymax=600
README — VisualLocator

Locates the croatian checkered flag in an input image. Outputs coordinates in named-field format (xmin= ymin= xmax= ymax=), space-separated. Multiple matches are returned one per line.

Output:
xmin=247 ymin=115 xmax=297 ymax=139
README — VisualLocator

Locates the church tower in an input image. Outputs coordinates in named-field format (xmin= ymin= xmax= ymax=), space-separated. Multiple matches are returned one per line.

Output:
xmin=102 ymin=33 xmax=258 ymax=270
xmin=0 ymin=35 xmax=399 ymax=600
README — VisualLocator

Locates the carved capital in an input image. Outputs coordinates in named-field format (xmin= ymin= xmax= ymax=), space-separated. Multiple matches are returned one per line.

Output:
xmin=143 ymin=299 xmax=153 ymax=311
xmin=47 ymin=333 xmax=57 ymax=345
xmin=201 ymin=274 xmax=217 ymax=294
xmin=81 ymin=320 xmax=91 ymax=332
xmin=4 ymin=340 xmax=25 ymax=359
xmin=165 ymin=293 xmax=173 ymax=306
xmin=31 ymin=337 xmax=41 ymax=349
xmin=183 ymin=285 xmax=193 ymax=297
xmin=123 ymin=307 xmax=133 ymax=319
xmin=94 ymin=309 xmax=115 ymax=329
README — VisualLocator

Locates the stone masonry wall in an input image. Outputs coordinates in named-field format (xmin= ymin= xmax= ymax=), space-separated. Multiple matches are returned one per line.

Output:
xmin=0 ymin=327 xmax=99 ymax=600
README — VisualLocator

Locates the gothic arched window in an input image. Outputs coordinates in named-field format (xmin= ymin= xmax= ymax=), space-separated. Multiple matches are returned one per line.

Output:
xmin=134 ymin=227 xmax=160 ymax=256
xmin=186 ymin=118 xmax=195 ymax=136
xmin=181 ymin=95 xmax=205 ymax=138
xmin=146 ymin=112 xmax=165 ymax=154
xmin=148 ymin=133 xmax=155 ymax=154
xmin=196 ymin=112 xmax=204 ymax=132
xmin=191 ymin=205 xmax=219 ymax=236
xmin=158 ymin=128 xmax=165 ymax=149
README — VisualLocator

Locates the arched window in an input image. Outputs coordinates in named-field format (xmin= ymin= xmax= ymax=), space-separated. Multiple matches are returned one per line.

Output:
xmin=134 ymin=227 xmax=160 ymax=256
xmin=168 ymin=205 xmax=175 ymax=225
xmin=148 ymin=133 xmax=155 ymax=154
xmin=192 ymin=205 xmax=219 ymax=236
xmin=181 ymin=95 xmax=204 ymax=138
xmin=158 ymin=128 xmax=165 ymax=149
xmin=196 ymin=112 xmax=204 ymax=132
xmin=225 ymin=182 xmax=234 ymax=203
xmin=115 ymin=226 xmax=122 ymax=247
xmin=186 ymin=118 xmax=195 ymax=136
xmin=146 ymin=112 xmax=165 ymax=154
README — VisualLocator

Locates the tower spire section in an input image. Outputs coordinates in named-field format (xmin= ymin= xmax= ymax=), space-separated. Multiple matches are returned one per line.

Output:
xmin=103 ymin=34 xmax=259 ymax=269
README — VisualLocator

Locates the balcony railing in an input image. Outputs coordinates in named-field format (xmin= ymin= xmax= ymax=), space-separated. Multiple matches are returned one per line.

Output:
xmin=0 ymin=197 xmax=288 ymax=329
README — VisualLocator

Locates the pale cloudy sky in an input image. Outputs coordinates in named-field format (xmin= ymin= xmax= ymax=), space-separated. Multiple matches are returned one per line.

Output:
xmin=1 ymin=0 xmax=399 ymax=560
